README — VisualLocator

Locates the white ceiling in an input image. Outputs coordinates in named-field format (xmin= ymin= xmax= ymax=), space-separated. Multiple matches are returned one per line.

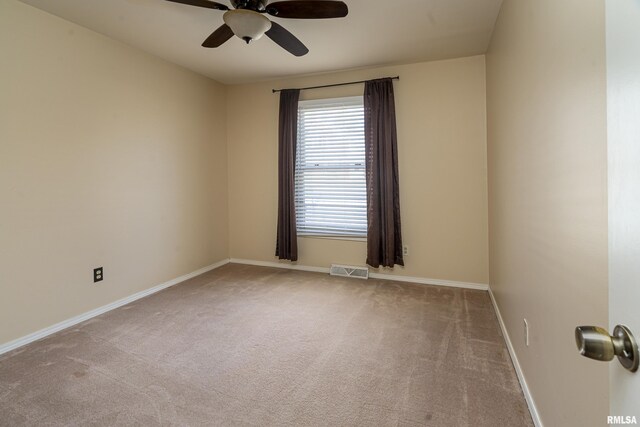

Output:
xmin=19 ymin=0 xmax=503 ymax=84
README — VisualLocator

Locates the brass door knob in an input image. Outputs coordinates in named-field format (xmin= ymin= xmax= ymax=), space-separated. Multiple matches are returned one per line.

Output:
xmin=575 ymin=325 xmax=639 ymax=372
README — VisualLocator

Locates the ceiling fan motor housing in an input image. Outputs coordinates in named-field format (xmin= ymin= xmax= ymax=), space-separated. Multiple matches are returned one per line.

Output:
xmin=231 ymin=0 xmax=268 ymax=11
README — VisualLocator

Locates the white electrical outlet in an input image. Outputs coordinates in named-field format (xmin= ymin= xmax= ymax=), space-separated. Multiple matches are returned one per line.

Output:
xmin=524 ymin=319 xmax=529 ymax=346
xmin=403 ymin=245 xmax=409 ymax=256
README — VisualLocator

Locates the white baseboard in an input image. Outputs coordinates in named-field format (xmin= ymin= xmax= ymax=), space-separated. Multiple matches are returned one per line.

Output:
xmin=230 ymin=258 xmax=331 ymax=274
xmin=369 ymin=272 xmax=488 ymax=290
xmin=0 ymin=258 xmax=230 ymax=356
xmin=488 ymin=287 xmax=543 ymax=427
xmin=229 ymin=258 xmax=488 ymax=291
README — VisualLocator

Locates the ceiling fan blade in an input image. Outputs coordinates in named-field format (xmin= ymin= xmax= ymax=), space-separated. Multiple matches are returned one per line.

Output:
xmin=202 ymin=24 xmax=234 ymax=47
xmin=165 ymin=0 xmax=229 ymax=11
xmin=265 ymin=21 xmax=309 ymax=56
xmin=266 ymin=1 xmax=348 ymax=19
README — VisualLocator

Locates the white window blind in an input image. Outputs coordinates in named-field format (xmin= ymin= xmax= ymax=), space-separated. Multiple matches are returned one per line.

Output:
xmin=295 ymin=96 xmax=367 ymax=237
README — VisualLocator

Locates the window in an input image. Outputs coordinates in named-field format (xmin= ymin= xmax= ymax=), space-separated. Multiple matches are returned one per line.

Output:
xmin=295 ymin=96 xmax=366 ymax=237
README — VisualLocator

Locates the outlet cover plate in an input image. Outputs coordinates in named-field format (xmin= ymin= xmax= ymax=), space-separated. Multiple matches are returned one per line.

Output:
xmin=94 ymin=267 xmax=103 ymax=283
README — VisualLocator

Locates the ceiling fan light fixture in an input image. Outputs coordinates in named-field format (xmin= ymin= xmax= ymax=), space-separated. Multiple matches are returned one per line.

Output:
xmin=223 ymin=9 xmax=272 ymax=44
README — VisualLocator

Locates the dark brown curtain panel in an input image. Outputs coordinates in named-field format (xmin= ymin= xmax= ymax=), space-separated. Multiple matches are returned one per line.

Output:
xmin=364 ymin=78 xmax=404 ymax=268
xmin=275 ymin=89 xmax=300 ymax=261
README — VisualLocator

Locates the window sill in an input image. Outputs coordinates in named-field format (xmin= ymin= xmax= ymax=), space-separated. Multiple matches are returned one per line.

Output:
xmin=298 ymin=234 xmax=366 ymax=243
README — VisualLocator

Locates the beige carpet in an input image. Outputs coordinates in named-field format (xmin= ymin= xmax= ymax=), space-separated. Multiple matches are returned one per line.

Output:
xmin=0 ymin=264 xmax=533 ymax=426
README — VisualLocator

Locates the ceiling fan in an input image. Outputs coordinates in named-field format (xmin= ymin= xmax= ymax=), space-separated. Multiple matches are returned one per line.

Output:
xmin=165 ymin=0 xmax=349 ymax=57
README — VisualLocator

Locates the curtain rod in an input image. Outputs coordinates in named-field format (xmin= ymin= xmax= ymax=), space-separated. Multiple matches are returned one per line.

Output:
xmin=272 ymin=76 xmax=400 ymax=93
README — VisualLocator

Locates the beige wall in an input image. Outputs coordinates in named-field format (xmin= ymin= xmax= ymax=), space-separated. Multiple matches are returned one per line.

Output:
xmin=486 ymin=0 xmax=608 ymax=425
xmin=0 ymin=0 xmax=228 ymax=345
xmin=227 ymin=56 xmax=489 ymax=285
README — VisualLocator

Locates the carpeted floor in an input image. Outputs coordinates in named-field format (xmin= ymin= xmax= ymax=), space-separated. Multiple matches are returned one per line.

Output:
xmin=0 ymin=263 xmax=533 ymax=426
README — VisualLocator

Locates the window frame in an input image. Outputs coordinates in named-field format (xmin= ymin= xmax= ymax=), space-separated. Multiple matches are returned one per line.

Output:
xmin=295 ymin=95 xmax=367 ymax=239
